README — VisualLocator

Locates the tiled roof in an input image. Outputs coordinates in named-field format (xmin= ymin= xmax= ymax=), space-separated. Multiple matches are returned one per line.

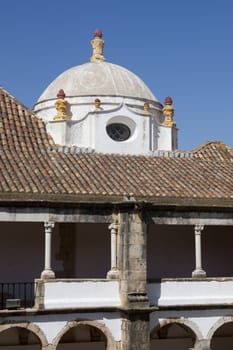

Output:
xmin=192 ymin=141 xmax=233 ymax=161
xmin=0 ymin=87 xmax=233 ymax=206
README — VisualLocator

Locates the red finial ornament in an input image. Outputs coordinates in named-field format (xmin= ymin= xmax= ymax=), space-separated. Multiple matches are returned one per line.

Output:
xmin=164 ymin=96 xmax=173 ymax=105
xmin=94 ymin=29 xmax=102 ymax=38
xmin=57 ymin=89 xmax=66 ymax=98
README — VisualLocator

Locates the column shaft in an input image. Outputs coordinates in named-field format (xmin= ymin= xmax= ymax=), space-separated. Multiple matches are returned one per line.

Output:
xmin=192 ymin=224 xmax=206 ymax=278
xmin=41 ymin=222 xmax=55 ymax=279
xmin=107 ymin=221 xmax=120 ymax=279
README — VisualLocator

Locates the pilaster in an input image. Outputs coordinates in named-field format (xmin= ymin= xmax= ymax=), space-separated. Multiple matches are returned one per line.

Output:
xmin=118 ymin=208 xmax=148 ymax=308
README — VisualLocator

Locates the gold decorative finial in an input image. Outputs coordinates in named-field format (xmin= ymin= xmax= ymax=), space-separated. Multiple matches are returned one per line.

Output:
xmin=144 ymin=102 xmax=150 ymax=114
xmin=94 ymin=98 xmax=101 ymax=109
xmin=53 ymin=90 xmax=69 ymax=121
xmin=90 ymin=29 xmax=105 ymax=62
xmin=162 ymin=96 xmax=176 ymax=127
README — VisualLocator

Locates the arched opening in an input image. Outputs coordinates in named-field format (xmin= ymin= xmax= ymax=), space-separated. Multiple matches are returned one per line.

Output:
xmin=0 ymin=326 xmax=42 ymax=349
xmin=151 ymin=322 xmax=196 ymax=350
xmin=211 ymin=321 xmax=233 ymax=349
xmin=57 ymin=324 xmax=107 ymax=349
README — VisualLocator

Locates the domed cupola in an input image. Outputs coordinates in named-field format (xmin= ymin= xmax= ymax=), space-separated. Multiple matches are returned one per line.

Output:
xmin=33 ymin=30 xmax=178 ymax=154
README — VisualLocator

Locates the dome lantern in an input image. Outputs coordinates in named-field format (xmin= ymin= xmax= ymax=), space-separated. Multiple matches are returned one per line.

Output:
xmin=90 ymin=28 xmax=105 ymax=62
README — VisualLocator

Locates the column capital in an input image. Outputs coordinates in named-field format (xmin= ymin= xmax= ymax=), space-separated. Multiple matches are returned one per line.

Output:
xmin=195 ymin=224 xmax=204 ymax=233
xmin=108 ymin=222 xmax=118 ymax=232
xmin=44 ymin=221 xmax=55 ymax=231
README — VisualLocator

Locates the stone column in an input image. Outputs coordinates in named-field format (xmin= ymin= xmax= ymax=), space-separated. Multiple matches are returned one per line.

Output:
xmin=189 ymin=339 xmax=212 ymax=349
xmin=107 ymin=218 xmax=120 ymax=279
xmin=192 ymin=224 xmax=206 ymax=278
xmin=41 ymin=222 xmax=55 ymax=279
xmin=121 ymin=313 xmax=150 ymax=350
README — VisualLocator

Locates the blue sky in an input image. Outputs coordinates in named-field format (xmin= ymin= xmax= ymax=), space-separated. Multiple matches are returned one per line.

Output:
xmin=0 ymin=0 xmax=233 ymax=151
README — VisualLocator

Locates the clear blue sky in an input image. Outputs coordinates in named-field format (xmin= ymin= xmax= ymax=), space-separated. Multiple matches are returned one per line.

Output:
xmin=0 ymin=0 xmax=233 ymax=151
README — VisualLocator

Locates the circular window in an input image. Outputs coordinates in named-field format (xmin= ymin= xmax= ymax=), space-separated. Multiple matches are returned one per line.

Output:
xmin=106 ymin=123 xmax=131 ymax=142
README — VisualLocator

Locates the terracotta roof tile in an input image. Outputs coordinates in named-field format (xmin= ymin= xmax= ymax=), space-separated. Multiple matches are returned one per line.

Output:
xmin=192 ymin=140 xmax=233 ymax=161
xmin=0 ymin=87 xmax=233 ymax=205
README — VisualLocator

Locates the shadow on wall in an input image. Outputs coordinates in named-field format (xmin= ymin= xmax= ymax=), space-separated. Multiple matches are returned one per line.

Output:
xmin=54 ymin=223 xmax=111 ymax=279
xmin=147 ymin=224 xmax=233 ymax=279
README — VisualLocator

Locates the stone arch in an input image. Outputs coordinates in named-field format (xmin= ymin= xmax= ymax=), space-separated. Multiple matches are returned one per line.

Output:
xmin=151 ymin=318 xmax=202 ymax=349
xmin=53 ymin=319 xmax=117 ymax=350
xmin=207 ymin=316 xmax=233 ymax=340
xmin=207 ymin=316 xmax=233 ymax=349
xmin=0 ymin=322 xmax=48 ymax=348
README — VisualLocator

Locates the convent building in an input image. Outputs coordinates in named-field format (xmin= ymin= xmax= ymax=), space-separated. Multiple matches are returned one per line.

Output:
xmin=0 ymin=29 xmax=233 ymax=350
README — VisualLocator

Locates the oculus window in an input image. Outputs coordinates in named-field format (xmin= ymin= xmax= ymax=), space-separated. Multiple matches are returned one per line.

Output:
xmin=106 ymin=123 xmax=130 ymax=142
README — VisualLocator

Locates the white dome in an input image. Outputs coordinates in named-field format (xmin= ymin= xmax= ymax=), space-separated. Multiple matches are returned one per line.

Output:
xmin=33 ymin=31 xmax=177 ymax=155
xmin=37 ymin=62 xmax=158 ymax=103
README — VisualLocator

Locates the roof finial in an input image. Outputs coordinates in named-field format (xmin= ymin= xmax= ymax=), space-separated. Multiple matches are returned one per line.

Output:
xmin=53 ymin=89 xmax=70 ymax=121
xmin=90 ymin=29 xmax=106 ymax=62
xmin=144 ymin=102 xmax=150 ymax=114
xmin=162 ymin=96 xmax=176 ymax=127
xmin=94 ymin=98 xmax=101 ymax=109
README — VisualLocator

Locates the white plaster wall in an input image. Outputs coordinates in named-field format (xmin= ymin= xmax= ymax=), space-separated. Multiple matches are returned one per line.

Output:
xmin=74 ymin=223 xmax=110 ymax=278
xmin=150 ymin=309 xmax=233 ymax=341
xmin=93 ymin=107 xmax=151 ymax=155
xmin=43 ymin=280 xmax=120 ymax=309
xmin=147 ymin=225 xmax=194 ymax=279
xmin=147 ymin=225 xmax=233 ymax=279
xmin=201 ymin=225 xmax=233 ymax=277
xmin=0 ymin=222 xmax=44 ymax=282
xmin=47 ymin=105 xmax=154 ymax=155
xmin=0 ymin=312 xmax=122 ymax=343
xmin=157 ymin=125 xmax=178 ymax=150
xmin=36 ymin=95 xmax=170 ymax=154
xmin=148 ymin=280 xmax=233 ymax=306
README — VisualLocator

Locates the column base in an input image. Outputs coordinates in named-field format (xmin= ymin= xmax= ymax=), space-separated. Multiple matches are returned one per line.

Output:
xmin=41 ymin=269 xmax=55 ymax=279
xmin=192 ymin=269 xmax=206 ymax=278
xmin=107 ymin=268 xmax=120 ymax=279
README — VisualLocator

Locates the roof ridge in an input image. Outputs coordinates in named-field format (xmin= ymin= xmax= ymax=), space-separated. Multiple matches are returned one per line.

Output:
xmin=152 ymin=150 xmax=194 ymax=158
xmin=0 ymin=86 xmax=31 ymax=112
xmin=0 ymin=85 xmax=44 ymax=123
xmin=191 ymin=140 xmax=233 ymax=161
xmin=47 ymin=145 xmax=95 ymax=154
xmin=191 ymin=140 xmax=227 ymax=153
